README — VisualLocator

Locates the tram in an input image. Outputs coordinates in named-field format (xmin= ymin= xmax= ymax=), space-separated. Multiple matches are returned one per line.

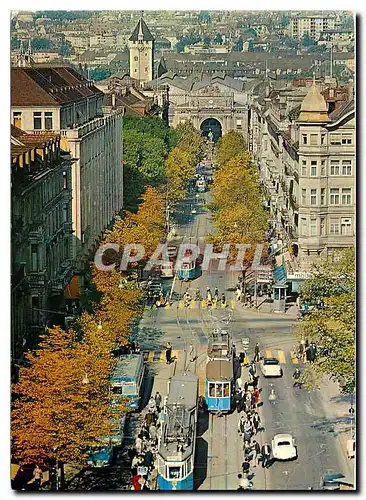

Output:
xmin=205 ymin=328 xmax=235 ymax=413
xmin=176 ymin=257 xmax=196 ymax=281
xmin=196 ymin=177 xmax=206 ymax=193
xmin=157 ymin=374 xmax=198 ymax=490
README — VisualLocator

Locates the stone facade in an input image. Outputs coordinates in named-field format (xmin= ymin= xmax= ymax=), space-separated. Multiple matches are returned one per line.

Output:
xmin=11 ymin=128 xmax=73 ymax=363
xmin=249 ymin=80 xmax=355 ymax=270
xmin=128 ymin=17 xmax=154 ymax=84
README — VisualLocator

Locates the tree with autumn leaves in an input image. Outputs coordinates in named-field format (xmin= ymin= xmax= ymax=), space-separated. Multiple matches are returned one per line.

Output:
xmin=208 ymin=149 xmax=268 ymax=273
xmin=214 ymin=130 xmax=247 ymax=169
xmin=12 ymin=187 xmax=164 ymax=475
xmin=295 ymin=248 xmax=355 ymax=394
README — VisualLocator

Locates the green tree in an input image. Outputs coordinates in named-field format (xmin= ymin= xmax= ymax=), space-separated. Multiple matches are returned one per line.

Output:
xmin=175 ymin=121 xmax=205 ymax=165
xmin=233 ymin=37 xmax=243 ymax=52
xmin=302 ymin=33 xmax=316 ymax=47
xmin=165 ymin=147 xmax=195 ymax=203
xmin=296 ymin=248 xmax=355 ymax=393
xmin=88 ymin=67 xmax=111 ymax=81
xmin=215 ymin=131 xmax=247 ymax=169
xmin=11 ymin=37 xmax=20 ymax=50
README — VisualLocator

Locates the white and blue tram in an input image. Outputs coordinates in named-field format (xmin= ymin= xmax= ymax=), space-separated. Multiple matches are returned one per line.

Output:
xmin=176 ymin=257 xmax=196 ymax=281
xmin=196 ymin=177 xmax=206 ymax=193
xmin=205 ymin=328 xmax=235 ymax=413
xmin=157 ymin=374 xmax=198 ymax=490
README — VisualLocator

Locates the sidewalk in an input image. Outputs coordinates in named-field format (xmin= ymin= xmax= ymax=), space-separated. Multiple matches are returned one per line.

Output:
xmin=318 ymin=376 xmax=355 ymax=482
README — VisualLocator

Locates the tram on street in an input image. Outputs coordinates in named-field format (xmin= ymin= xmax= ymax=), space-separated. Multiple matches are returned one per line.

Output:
xmin=110 ymin=354 xmax=145 ymax=411
xmin=87 ymin=415 xmax=126 ymax=468
xmin=157 ymin=374 xmax=198 ymax=490
xmin=176 ymin=257 xmax=196 ymax=281
xmin=196 ymin=177 xmax=206 ymax=193
xmin=205 ymin=328 xmax=235 ymax=413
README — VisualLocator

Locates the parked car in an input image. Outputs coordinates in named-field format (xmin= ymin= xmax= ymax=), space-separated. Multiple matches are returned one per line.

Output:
xmin=321 ymin=473 xmax=354 ymax=490
xmin=260 ymin=357 xmax=282 ymax=377
xmin=271 ymin=434 xmax=297 ymax=461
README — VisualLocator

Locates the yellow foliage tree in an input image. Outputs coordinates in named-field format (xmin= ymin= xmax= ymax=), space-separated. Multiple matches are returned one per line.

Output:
xmin=215 ymin=131 xmax=247 ymax=169
xmin=175 ymin=120 xmax=205 ymax=165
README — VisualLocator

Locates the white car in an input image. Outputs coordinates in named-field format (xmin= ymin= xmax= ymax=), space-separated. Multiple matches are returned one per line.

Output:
xmin=272 ymin=434 xmax=297 ymax=461
xmin=260 ymin=357 xmax=282 ymax=377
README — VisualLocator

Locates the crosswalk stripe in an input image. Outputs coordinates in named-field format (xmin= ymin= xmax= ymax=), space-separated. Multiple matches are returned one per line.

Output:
xmin=179 ymin=301 xmax=185 ymax=309
xmin=277 ymin=350 xmax=286 ymax=364
xmin=165 ymin=302 xmax=170 ymax=309
xmin=230 ymin=299 xmax=235 ymax=309
xmin=212 ymin=301 xmax=217 ymax=309
xmin=290 ymin=351 xmax=299 ymax=364
xmin=201 ymin=300 xmax=207 ymax=308
xmin=265 ymin=350 xmax=272 ymax=358
xmin=148 ymin=351 xmax=154 ymax=363
xmin=172 ymin=350 xmax=179 ymax=360
xmin=159 ymin=351 xmax=166 ymax=362
xmin=190 ymin=300 xmax=196 ymax=309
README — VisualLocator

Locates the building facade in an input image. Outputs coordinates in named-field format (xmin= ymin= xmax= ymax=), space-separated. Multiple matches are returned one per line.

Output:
xmin=249 ymin=79 xmax=355 ymax=270
xmin=128 ymin=16 xmax=154 ymax=84
xmin=289 ymin=14 xmax=336 ymax=41
xmin=11 ymin=127 xmax=73 ymax=364
xmin=11 ymin=66 xmax=124 ymax=262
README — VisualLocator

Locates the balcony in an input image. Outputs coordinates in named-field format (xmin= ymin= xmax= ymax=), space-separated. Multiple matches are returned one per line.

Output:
xmin=48 ymin=261 xmax=73 ymax=292
xmin=28 ymin=270 xmax=46 ymax=287
xmin=289 ymin=193 xmax=299 ymax=211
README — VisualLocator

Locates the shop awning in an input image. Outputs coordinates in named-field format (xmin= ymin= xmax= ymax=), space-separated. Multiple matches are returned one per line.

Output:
xmin=273 ymin=264 xmax=287 ymax=285
xmin=64 ymin=275 xmax=80 ymax=299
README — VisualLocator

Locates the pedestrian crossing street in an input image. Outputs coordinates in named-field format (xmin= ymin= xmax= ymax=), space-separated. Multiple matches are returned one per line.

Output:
xmin=142 ymin=349 xmax=300 ymax=365
xmin=170 ymin=299 xmax=236 ymax=310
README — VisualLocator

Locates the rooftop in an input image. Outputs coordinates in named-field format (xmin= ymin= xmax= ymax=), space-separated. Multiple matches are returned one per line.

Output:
xmin=129 ymin=17 xmax=154 ymax=42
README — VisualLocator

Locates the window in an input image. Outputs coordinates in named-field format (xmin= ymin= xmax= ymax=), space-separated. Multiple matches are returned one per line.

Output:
xmin=186 ymin=458 xmax=192 ymax=476
xmin=134 ymin=56 xmax=138 ymax=61
xmin=320 ymin=217 xmax=326 ymax=236
xmin=134 ymin=69 xmax=137 ymax=73
xmin=321 ymin=160 xmax=326 ymax=176
xmin=263 ymin=139 xmax=268 ymax=151
xmin=144 ymin=67 xmax=148 ymax=72
xmin=301 ymin=188 xmax=306 ymax=204
xmin=168 ymin=466 xmax=181 ymax=480
xmin=320 ymin=188 xmax=326 ymax=205
xmin=223 ymin=383 xmax=230 ymax=397
xmin=216 ymin=383 xmax=223 ymax=397
xmin=330 ymin=188 xmax=340 ymax=205
xmin=310 ymin=218 xmax=317 ymax=236
xmin=341 ymin=218 xmax=352 ymax=235
xmin=321 ymin=134 xmax=326 ymax=145
xmin=31 ymin=296 xmax=40 ymax=325
xmin=33 ymin=112 xmax=42 ymax=130
xmin=13 ymin=111 xmax=22 ymax=128
xmin=31 ymin=244 xmax=38 ymax=271
xmin=329 ymin=219 xmax=340 ymax=234
xmin=64 ymin=238 xmax=69 ymax=259
xmin=63 ymin=171 xmax=67 ymax=189
xmin=341 ymin=134 xmax=352 ymax=145
xmin=301 ymin=217 xmax=307 ymax=236
xmin=301 ymin=161 xmax=307 ymax=176
xmin=310 ymin=134 xmax=318 ymax=145
xmin=330 ymin=134 xmax=341 ymax=145
xmin=311 ymin=161 xmax=317 ymax=176
xmin=44 ymin=112 xmax=53 ymax=130
xmin=63 ymin=202 xmax=69 ymax=223
xmin=330 ymin=160 xmax=340 ymax=176
xmin=302 ymin=134 xmax=308 ymax=145
xmin=342 ymin=160 xmax=352 ymax=176
xmin=310 ymin=189 xmax=317 ymax=205
xmin=341 ymin=188 xmax=351 ymax=205
xmin=209 ymin=383 xmax=215 ymax=397
xmin=236 ymin=119 xmax=242 ymax=129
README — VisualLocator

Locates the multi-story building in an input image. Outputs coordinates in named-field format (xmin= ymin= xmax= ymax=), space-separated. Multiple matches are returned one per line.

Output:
xmin=289 ymin=14 xmax=336 ymax=41
xmin=11 ymin=126 xmax=73 ymax=365
xmin=128 ymin=15 xmax=154 ymax=84
xmin=11 ymin=66 xmax=124 ymax=263
xmin=249 ymin=78 xmax=355 ymax=271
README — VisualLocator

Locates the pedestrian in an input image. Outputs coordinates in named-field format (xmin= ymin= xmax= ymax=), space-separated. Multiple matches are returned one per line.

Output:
xmin=235 ymin=392 xmax=242 ymax=413
xmin=250 ymin=391 xmax=255 ymax=409
xmin=221 ymin=292 xmax=226 ymax=307
xmin=143 ymin=449 xmax=154 ymax=470
xmin=135 ymin=435 xmax=143 ymax=455
xmin=261 ymin=442 xmax=271 ymax=468
xmin=155 ymin=391 xmax=162 ymax=412
xmin=243 ymin=419 xmax=252 ymax=438
xmin=239 ymin=352 xmax=245 ymax=366
xmin=254 ymin=343 xmax=260 ymax=362
xmin=252 ymin=376 xmax=259 ymax=390
xmin=242 ymin=458 xmax=251 ymax=477
xmin=165 ymin=342 xmax=172 ymax=364
xmin=238 ymin=415 xmax=246 ymax=435
xmin=237 ymin=474 xmax=252 ymax=490
xmin=189 ymin=344 xmax=195 ymax=363
xmin=252 ymin=411 xmax=261 ymax=435
xmin=206 ymin=287 xmax=212 ymax=301
xmin=132 ymin=473 xmax=142 ymax=491
xmin=30 ymin=464 xmax=43 ymax=488
xmin=148 ymin=396 xmax=156 ymax=413
xmin=244 ymin=381 xmax=249 ymax=393
xmin=254 ymin=388 xmax=260 ymax=407
xmin=140 ymin=422 xmax=150 ymax=441
xmin=251 ymin=440 xmax=261 ymax=467
xmin=214 ymin=286 xmax=219 ymax=298
xmin=145 ymin=412 xmax=154 ymax=426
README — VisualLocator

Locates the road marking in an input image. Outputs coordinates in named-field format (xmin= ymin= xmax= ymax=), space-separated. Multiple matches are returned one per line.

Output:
xmin=201 ymin=300 xmax=207 ymax=308
xmin=165 ymin=302 xmax=170 ymax=309
xmin=277 ymin=350 xmax=286 ymax=364
xmin=179 ymin=301 xmax=185 ymax=309
xmin=190 ymin=300 xmax=196 ymax=309
xmin=172 ymin=350 xmax=179 ymax=360
xmin=290 ymin=351 xmax=299 ymax=364
xmin=230 ymin=299 xmax=235 ymax=309
xmin=148 ymin=351 xmax=154 ymax=363
xmin=265 ymin=350 xmax=272 ymax=358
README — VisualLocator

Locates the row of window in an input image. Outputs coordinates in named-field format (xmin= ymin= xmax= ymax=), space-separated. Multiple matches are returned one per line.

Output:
xmin=301 ymin=159 xmax=352 ymax=177
xmin=13 ymin=111 xmax=54 ymax=131
xmin=30 ymin=238 xmax=70 ymax=274
xmin=300 ymin=217 xmax=353 ymax=237
xmin=302 ymin=133 xmax=353 ymax=146
xmin=208 ymin=382 xmax=230 ymax=398
xmin=301 ymin=187 xmax=352 ymax=206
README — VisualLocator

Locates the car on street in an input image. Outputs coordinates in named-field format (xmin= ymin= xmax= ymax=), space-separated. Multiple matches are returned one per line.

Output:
xmin=271 ymin=434 xmax=297 ymax=461
xmin=260 ymin=357 xmax=282 ymax=377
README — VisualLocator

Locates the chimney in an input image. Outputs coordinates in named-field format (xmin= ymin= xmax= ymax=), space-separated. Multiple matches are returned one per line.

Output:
xmin=348 ymin=79 xmax=354 ymax=102
xmin=111 ymin=92 xmax=116 ymax=108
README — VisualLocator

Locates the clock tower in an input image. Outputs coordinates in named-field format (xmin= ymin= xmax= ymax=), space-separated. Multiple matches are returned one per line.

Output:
xmin=128 ymin=12 xmax=154 ymax=85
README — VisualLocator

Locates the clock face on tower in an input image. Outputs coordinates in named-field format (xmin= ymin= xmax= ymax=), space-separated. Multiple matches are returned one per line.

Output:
xmin=138 ymin=45 xmax=145 ymax=52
